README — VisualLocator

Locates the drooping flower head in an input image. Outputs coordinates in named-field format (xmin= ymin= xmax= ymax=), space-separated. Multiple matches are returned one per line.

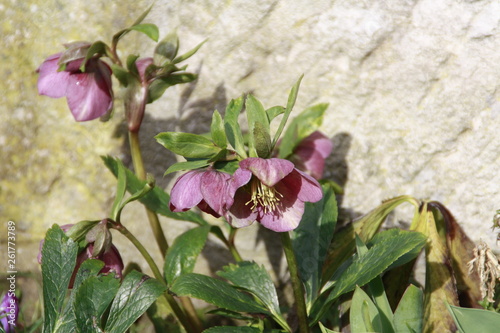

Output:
xmin=37 ymin=224 xmax=124 ymax=288
xmin=0 ymin=292 xmax=18 ymax=333
xmin=169 ymin=168 xmax=235 ymax=218
xmin=226 ymin=157 xmax=323 ymax=232
xmin=37 ymin=49 xmax=113 ymax=122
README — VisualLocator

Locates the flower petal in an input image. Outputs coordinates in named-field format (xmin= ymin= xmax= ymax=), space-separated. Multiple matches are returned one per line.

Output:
xmin=169 ymin=170 xmax=204 ymax=212
xmin=37 ymin=53 xmax=71 ymax=98
xmin=65 ymin=60 xmax=113 ymax=121
xmin=200 ymin=170 xmax=233 ymax=216
xmin=258 ymin=182 xmax=304 ymax=232
xmin=281 ymin=169 xmax=323 ymax=203
xmin=226 ymin=188 xmax=258 ymax=228
xmin=239 ymin=157 xmax=294 ymax=187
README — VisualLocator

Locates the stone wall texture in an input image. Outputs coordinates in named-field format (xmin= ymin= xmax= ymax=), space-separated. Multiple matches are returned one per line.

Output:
xmin=1 ymin=0 xmax=499 ymax=281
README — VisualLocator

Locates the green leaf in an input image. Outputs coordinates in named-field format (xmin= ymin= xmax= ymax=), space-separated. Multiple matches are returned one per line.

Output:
xmin=393 ymin=285 xmax=423 ymax=333
xmin=277 ymin=103 xmax=328 ymax=158
xmin=203 ymin=327 xmax=261 ymax=333
xmin=291 ymin=183 xmax=337 ymax=306
xmin=253 ymin=121 xmax=272 ymax=158
xmin=42 ymin=225 xmax=78 ymax=333
xmin=224 ymin=97 xmax=247 ymax=158
xmin=126 ymin=54 xmax=140 ymax=77
xmin=447 ymin=305 xmax=500 ymax=333
xmin=130 ymin=23 xmax=159 ymax=42
xmin=111 ymin=159 xmax=127 ymax=221
xmin=156 ymin=132 xmax=221 ymax=159
xmin=148 ymin=73 xmax=197 ymax=102
xmin=206 ymin=308 xmax=255 ymax=321
xmin=350 ymin=286 xmax=382 ymax=333
xmin=164 ymin=226 xmax=211 ymax=285
xmin=172 ymin=39 xmax=206 ymax=64
xmin=266 ymin=106 xmax=285 ymax=122
xmin=319 ymin=322 xmax=340 ymax=333
xmin=311 ymin=229 xmax=427 ymax=325
xmin=164 ymin=159 xmax=211 ymax=175
xmin=110 ymin=65 xmax=132 ymax=87
xmin=170 ymin=273 xmax=268 ymax=314
xmin=211 ymin=110 xmax=228 ymax=148
xmin=80 ymin=41 xmax=110 ymax=72
xmin=102 ymin=156 xmax=208 ymax=225
xmin=131 ymin=4 xmax=153 ymax=26
xmin=217 ymin=262 xmax=289 ymax=331
xmin=154 ymin=30 xmax=179 ymax=65
xmin=105 ymin=271 xmax=167 ymax=333
xmin=245 ymin=94 xmax=269 ymax=157
xmin=74 ymin=274 xmax=120 ymax=332
xmin=271 ymin=75 xmax=303 ymax=149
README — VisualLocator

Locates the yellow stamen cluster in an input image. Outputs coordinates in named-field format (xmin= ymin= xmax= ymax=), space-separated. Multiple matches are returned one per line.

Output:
xmin=245 ymin=178 xmax=283 ymax=213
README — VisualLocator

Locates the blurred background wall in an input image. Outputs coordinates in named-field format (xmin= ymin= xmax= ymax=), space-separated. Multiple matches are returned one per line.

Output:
xmin=1 ymin=0 xmax=499 ymax=310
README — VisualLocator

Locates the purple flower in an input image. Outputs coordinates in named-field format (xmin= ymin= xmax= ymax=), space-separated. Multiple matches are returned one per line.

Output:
xmin=169 ymin=168 xmax=236 ymax=218
xmin=0 ymin=292 xmax=18 ymax=333
xmin=288 ymin=131 xmax=332 ymax=180
xmin=38 ymin=224 xmax=124 ymax=288
xmin=226 ymin=157 xmax=323 ymax=232
xmin=37 ymin=53 xmax=113 ymax=121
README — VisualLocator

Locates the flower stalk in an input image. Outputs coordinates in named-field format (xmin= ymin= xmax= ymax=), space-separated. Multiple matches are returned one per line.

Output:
xmin=281 ymin=231 xmax=310 ymax=333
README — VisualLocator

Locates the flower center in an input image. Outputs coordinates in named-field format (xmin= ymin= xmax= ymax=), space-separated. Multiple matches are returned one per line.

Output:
xmin=245 ymin=178 xmax=283 ymax=213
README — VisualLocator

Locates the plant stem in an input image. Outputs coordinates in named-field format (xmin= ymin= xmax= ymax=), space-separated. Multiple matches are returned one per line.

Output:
xmin=113 ymin=223 xmax=198 ymax=332
xmin=281 ymin=231 xmax=310 ymax=333
xmin=228 ymin=227 xmax=243 ymax=262
xmin=128 ymin=130 xmax=169 ymax=256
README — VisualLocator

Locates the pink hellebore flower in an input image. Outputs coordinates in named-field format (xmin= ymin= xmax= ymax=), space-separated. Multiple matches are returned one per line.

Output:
xmin=37 ymin=53 xmax=113 ymax=121
xmin=37 ymin=224 xmax=124 ymax=288
xmin=169 ymin=168 xmax=235 ymax=218
xmin=226 ymin=157 xmax=323 ymax=232
xmin=289 ymin=131 xmax=333 ymax=180
xmin=0 ymin=292 xmax=18 ymax=333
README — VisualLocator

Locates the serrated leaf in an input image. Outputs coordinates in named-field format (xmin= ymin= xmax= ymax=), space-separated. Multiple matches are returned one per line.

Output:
xmin=154 ymin=30 xmax=179 ymax=65
xmin=291 ymin=183 xmax=337 ymax=306
xmin=217 ymin=262 xmax=288 ymax=330
xmin=130 ymin=23 xmax=159 ymax=42
xmin=164 ymin=226 xmax=211 ymax=285
xmin=271 ymin=75 xmax=303 ymax=149
xmin=74 ymin=274 xmax=120 ymax=332
xmin=278 ymin=103 xmax=328 ymax=159
xmin=350 ymin=286 xmax=382 ymax=333
xmin=102 ymin=156 xmax=207 ymax=225
xmin=170 ymin=273 xmax=268 ymax=314
xmin=447 ymin=305 xmax=500 ymax=333
xmin=156 ymin=132 xmax=221 ymax=159
xmin=148 ymin=73 xmax=197 ymax=102
xmin=172 ymin=39 xmax=206 ymax=64
xmin=105 ymin=271 xmax=167 ymax=333
xmin=393 ymin=285 xmax=423 ymax=333
xmin=224 ymin=97 xmax=247 ymax=158
xmin=266 ymin=106 xmax=285 ymax=122
xmin=54 ymin=260 xmax=105 ymax=333
xmin=311 ymin=229 xmax=426 ymax=325
xmin=164 ymin=159 xmax=210 ymax=175
xmin=211 ymin=110 xmax=228 ymax=148
xmin=41 ymin=225 xmax=79 ymax=333
xmin=245 ymin=94 xmax=269 ymax=157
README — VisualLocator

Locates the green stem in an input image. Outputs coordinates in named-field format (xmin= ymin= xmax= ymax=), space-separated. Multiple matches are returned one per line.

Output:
xmin=281 ymin=232 xmax=310 ymax=333
xmin=113 ymin=223 xmax=198 ymax=332
xmin=128 ymin=130 xmax=169 ymax=256
xmin=228 ymin=227 xmax=243 ymax=262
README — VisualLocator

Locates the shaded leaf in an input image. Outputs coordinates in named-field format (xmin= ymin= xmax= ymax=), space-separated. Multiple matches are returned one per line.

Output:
xmin=253 ymin=121 xmax=272 ymax=158
xmin=156 ymin=132 xmax=221 ymax=159
xmin=245 ymin=94 xmax=269 ymax=157
xmin=154 ymin=30 xmax=179 ymax=64
xmin=224 ymin=97 xmax=247 ymax=158
xmin=203 ymin=327 xmax=261 ymax=333
xmin=350 ymin=286 xmax=382 ymax=333
xmin=211 ymin=110 xmax=228 ymax=148
xmin=164 ymin=159 xmax=210 ymax=175
xmin=447 ymin=305 xmax=500 ymax=333
xmin=148 ymin=73 xmax=197 ymax=102
xmin=266 ymin=105 xmax=285 ymax=122
xmin=164 ymin=226 xmax=211 ymax=285
xmin=393 ymin=285 xmax=423 ymax=333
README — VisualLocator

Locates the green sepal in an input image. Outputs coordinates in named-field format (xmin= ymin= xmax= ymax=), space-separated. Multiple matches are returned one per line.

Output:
xmin=155 ymin=132 xmax=221 ymax=159
xmin=164 ymin=159 xmax=210 ymax=175
xmin=224 ymin=97 xmax=247 ymax=158
xmin=211 ymin=110 xmax=228 ymax=148
xmin=278 ymin=103 xmax=329 ymax=158
xmin=172 ymin=39 xmax=207 ymax=64
xmin=154 ymin=30 xmax=179 ymax=65
xmin=148 ymin=73 xmax=197 ymax=103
